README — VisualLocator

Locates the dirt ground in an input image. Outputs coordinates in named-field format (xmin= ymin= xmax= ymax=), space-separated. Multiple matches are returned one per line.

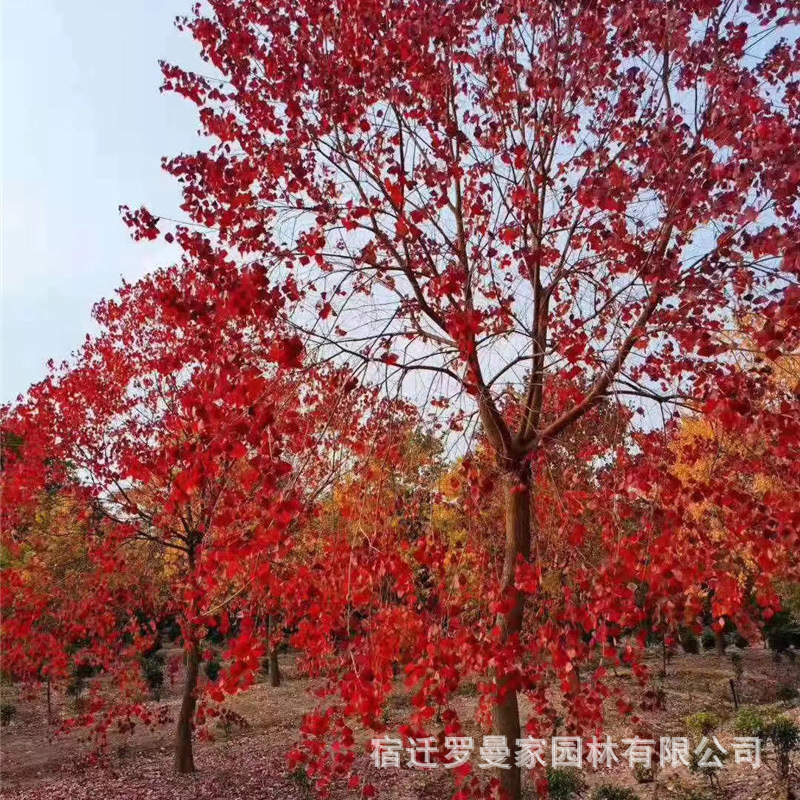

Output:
xmin=1 ymin=646 xmax=798 ymax=799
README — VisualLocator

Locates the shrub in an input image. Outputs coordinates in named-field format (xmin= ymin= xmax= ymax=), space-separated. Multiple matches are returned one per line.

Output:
xmin=689 ymin=737 xmax=727 ymax=788
xmin=141 ymin=653 xmax=165 ymax=698
xmin=767 ymin=715 xmax=800 ymax=750
xmin=679 ymin=627 xmax=700 ymax=654
xmin=206 ymin=627 xmax=226 ymax=645
xmin=546 ymin=767 xmax=585 ymax=800
xmin=734 ymin=706 xmax=769 ymax=737
xmin=733 ymin=701 xmax=800 ymax=786
xmin=701 ymin=628 xmax=716 ymax=651
xmin=288 ymin=766 xmax=313 ymax=799
xmin=727 ymin=631 xmax=749 ymax=649
xmin=765 ymin=611 xmax=800 ymax=654
xmin=632 ymin=762 xmax=655 ymax=783
xmin=686 ymin=711 xmax=719 ymax=735
xmin=64 ymin=659 xmax=99 ymax=705
xmin=204 ymin=655 xmax=222 ymax=682
xmin=73 ymin=661 xmax=97 ymax=680
xmin=776 ymin=684 xmax=799 ymax=705
xmin=0 ymin=703 xmax=15 ymax=726
xmin=65 ymin=673 xmax=85 ymax=698
xmin=765 ymin=715 xmax=800 ymax=789
xmin=591 ymin=785 xmax=640 ymax=800
xmin=687 ymin=711 xmax=726 ymax=789
xmin=159 ymin=616 xmax=182 ymax=642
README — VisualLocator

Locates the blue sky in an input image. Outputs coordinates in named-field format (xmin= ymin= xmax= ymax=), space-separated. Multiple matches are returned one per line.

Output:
xmin=1 ymin=1 xmax=203 ymax=402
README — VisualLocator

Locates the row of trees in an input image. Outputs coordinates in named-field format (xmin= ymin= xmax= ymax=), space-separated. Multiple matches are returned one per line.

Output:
xmin=3 ymin=1 xmax=799 ymax=798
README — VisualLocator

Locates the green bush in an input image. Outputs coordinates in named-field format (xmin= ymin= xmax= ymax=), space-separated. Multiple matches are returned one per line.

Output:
xmin=66 ymin=671 xmax=86 ymax=697
xmin=288 ymin=766 xmax=313 ymax=799
xmin=679 ymin=627 xmax=700 ymax=654
xmin=689 ymin=737 xmax=728 ymax=787
xmin=73 ymin=661 xmax=97 ymax=680
xmin=546 ymin=767 xmax=585 ymax=800
xmin=141 ymin=653 xmax=165 ymax=697
xmin=591 ymin=785 xmax=640 ymax=800
xmin=686 ymin=711 xmax=727 ymax=789
xmin=734 ymin=705 xmax=799 ymax=748
xmin=204 ymin=655 xmax=222 ymax=682
xmin=64 ymin=659 xmax=99 ymax=703
xmin=734 ymin=705 xmax=769 ymax=737
xmin=206 ymin=626 xmax=226 ymax=645
xmin=159 ymin=616 xmax=182 ymax=642
xmin=765 ymin=715 xmax=800 ymax=790
xmin=767 ymin=715 xmax=800 ymax=749
xmin=776 ymin=684 xmax=799 ymax=704
xmin=0 ymin=703 xmax=15 ymax=726
xmin=764 ymin=714 xmax=800 ymax=754
xmin=686 ymin=711 xmax=719 ymax=735
xmin=701 ymin=628 xmax=716 ymax=651
xmin=765 ymin=611 xmax=800 ymax=653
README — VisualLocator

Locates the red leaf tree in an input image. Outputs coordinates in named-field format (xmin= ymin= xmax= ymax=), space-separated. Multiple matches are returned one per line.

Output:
xmin=1 ymin=242 xmax=366 ymax=772
xmin=144 ymin=1 xmax=800 ymax=796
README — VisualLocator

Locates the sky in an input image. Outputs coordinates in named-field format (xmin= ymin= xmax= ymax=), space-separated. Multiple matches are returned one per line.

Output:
xmin=1 ymin=1 xmax=203 ymax=403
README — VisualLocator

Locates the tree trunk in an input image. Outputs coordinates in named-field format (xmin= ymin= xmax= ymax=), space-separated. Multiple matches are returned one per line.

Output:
xmin=714 ymin=629 xmax=726 ymax=656
xmin=268 ymin=614 xmax=281 ymax=687
xmin=780 ymin=752 xmax=795 ymax=800
xmin=175 ymin=642 xmax=200 ymax=774
xmin=493 ymin=464 xmax=532 ymax=800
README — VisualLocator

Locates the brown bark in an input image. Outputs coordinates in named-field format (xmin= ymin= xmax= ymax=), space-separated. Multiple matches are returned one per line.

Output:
xmin=492 ymin=463 xmax=532 ymax=800
xmin=268 ymin=614 xmax=281 ymax=687
xmin=714 ymin=629 xmax=726 ymax=656
xmin=269 ymin=649 xmax=281 ymax=687
xmin=174 ymin=641 xmax=200 ymax=774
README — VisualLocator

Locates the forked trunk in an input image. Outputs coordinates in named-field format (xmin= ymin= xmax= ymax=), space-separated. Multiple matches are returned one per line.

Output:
xmin=493 ymin=464 xmax=532 ymax=800
xmin=268 ymin=614 xmax=281 ymax=687
xmin=175 ymin=642 xmax=200 ymax=774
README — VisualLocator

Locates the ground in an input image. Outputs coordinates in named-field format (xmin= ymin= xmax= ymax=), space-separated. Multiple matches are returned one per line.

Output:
xmin=1 ymin=647 xmax=798 ymax=799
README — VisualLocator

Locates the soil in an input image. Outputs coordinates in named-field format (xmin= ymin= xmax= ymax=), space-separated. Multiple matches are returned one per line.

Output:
xmin=1 ymin=646 xmax=798 ymax=800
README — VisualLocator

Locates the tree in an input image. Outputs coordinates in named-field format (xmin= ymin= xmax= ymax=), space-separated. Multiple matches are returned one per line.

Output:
xmin=0 ymin=483 xmax=157 ymax=711
xmin=129 ymin=1 xmax=799 ymax=797
xmin=662 ymin=339 xmax=800 ymax=650
xmin=1 ymin=251 xmax=355 ymax=772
